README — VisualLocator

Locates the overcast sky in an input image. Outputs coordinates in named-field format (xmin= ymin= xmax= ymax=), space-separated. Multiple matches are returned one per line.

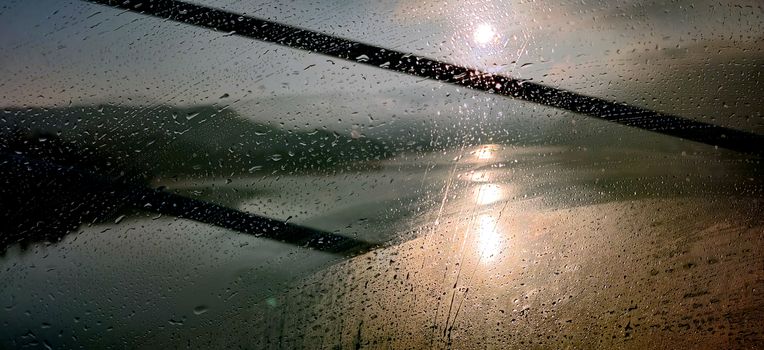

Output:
xmin=1 ymin=0 xmax=762 ymax=131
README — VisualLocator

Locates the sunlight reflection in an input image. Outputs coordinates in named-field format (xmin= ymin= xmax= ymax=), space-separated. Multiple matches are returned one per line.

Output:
xmin=474 ymin=145 xmax=497 ymax=160
xmin=476 ymin=214 xmax=502 ymax=261
xmin=475 ymin=183 xmax=504 ymax=205
xmin=468 ymin=171 xmax=490 ymax=182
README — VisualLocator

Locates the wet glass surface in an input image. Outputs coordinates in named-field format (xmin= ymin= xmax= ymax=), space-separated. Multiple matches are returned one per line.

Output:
xmin=1 ymin=0 xmax=762 ymax=348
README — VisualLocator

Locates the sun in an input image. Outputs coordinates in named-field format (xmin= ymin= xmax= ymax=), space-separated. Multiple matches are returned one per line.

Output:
xmin=473 ymin=23 xmax=497 ymax=45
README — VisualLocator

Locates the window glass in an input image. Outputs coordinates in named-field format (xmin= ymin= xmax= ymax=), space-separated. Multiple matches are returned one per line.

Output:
xmin=1 ymin=0 xmax=762 ymax=348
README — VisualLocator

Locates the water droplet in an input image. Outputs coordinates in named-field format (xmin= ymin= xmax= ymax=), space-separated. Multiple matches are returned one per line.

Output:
xmin=193 ymin=305 xmax=209 ymax=315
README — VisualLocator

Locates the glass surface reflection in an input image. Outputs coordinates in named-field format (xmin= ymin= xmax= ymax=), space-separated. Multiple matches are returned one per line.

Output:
xmin=473 ymin=145 xmax=497 ymax=160
xmin=476 ymin=214 xmax=502 ymax=261
xmin=463 ymin=170 xmax=490 ymax=182
xmin=475 ymin=183 xmax=504 ymax=205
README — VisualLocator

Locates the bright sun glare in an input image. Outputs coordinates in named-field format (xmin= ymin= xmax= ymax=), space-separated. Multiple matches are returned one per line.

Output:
xmin=477 ymin=214 xmax=502 ymax=261
xmin=473 ymin=23 xmax=496 ymax=45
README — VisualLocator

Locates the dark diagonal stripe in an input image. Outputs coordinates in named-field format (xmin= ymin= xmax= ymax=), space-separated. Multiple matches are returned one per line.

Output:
xmin=85 ymin=0 xmax=763 ymax=156
xmin=0 ymin=152 xmax=375 ymax=256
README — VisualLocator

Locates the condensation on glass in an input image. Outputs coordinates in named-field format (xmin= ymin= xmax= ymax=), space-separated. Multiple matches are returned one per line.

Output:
xmin=0 ymin=0 xmax=762 ymax=348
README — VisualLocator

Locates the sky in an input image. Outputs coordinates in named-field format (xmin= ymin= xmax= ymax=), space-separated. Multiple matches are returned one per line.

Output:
xmin=0 ymin=0 xmax=762 ymax=132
